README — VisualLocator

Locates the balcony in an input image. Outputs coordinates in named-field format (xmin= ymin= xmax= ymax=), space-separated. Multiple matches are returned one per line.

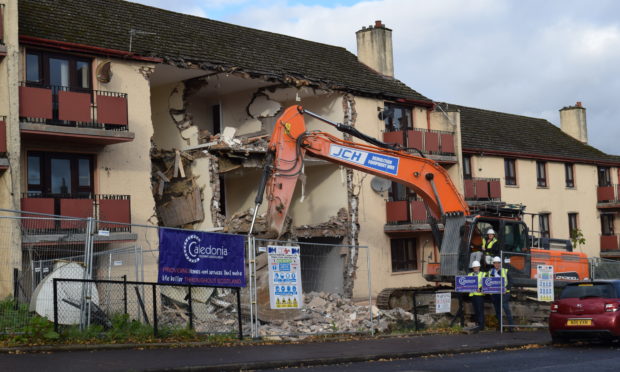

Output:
xmin=0 ymin=116 xmax=7 ymax=172
xmin=383 ymin=128 xmax=456 ymax=163
xmin=464 ymin=177 xmax=501 ymax=202
xmin=19 ymin=83 xmax=134 ymax=145
xmin=597 ymin=184 xmax=620 ymax=209
xmin=20 ymin=193 xmax=135 ymax=244
xmin=600 ymin=234 xmax=620 ymax=256
xmin=384 ymin=199 xmax=443 ymax=233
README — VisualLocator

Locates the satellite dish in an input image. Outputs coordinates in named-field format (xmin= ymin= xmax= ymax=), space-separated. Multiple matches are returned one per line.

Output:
xmin=370 ymin=177 xmax=391 ymax=193
xmin=96 ymin=60 xmax=112 ymax=83
xmin=29 ymin=261 xmax=101 ymax=325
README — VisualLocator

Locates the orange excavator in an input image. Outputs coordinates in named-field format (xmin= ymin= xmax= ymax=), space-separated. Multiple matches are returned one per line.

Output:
xmin=249 ymin=105 xmax=589 ymax=293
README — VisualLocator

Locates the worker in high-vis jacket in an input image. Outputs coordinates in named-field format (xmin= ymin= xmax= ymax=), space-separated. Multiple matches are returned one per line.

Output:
xmin=488 ymin=256 xmax=514 ymax=330
xmin=481 ymin=229 xmax=499 ymax=266
xmin=468 ymin=260 xmax=486 ymax=332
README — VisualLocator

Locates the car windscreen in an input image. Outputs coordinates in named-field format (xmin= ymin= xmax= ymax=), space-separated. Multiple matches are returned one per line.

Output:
xmin=560 ymin=283 xmax=618 ymax=299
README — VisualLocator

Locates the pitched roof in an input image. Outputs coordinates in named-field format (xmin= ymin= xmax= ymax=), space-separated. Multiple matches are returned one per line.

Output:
xmin=18 ymin=0 xmax=429 ymax=102
xmin=445 ymin=103 xmax=620 ymax=165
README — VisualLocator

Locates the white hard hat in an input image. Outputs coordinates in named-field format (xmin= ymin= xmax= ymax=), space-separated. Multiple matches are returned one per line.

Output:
xmin=471 ymin=261 xmax=481 ymax=268
xmin=487 ymin=229 xmax=496 ymax=235
xmin=493 ymin=256 xmax=501 ymax=263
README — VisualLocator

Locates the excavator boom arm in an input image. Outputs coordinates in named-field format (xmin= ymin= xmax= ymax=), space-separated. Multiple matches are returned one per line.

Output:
xmin=260 ymin=105 xmax=469 ymax=237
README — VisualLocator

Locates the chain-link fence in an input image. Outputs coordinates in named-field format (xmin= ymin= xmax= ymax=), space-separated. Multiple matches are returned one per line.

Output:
xmin=51 ymin=278 xmax=242 ymax=338
xmin=248 ymin=238 xmax=373 ymax=338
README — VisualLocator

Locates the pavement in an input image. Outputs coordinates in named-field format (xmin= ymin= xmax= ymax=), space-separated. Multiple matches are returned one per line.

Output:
xmin=0 ymin=330 xmax=551 ymax=372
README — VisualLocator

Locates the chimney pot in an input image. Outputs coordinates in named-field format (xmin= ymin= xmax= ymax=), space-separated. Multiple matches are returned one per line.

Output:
xmin=576 ymin=101 xmax=582 ymax=107
xmin=375 ymin=20 xmax=383 ymax=28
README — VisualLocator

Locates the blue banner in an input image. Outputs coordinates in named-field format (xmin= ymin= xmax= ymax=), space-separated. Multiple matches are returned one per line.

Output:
xmin=482 ymin=276 xmax=505 ymax=294
xmin=455 ymin=275 xmax=479 ymax=292
xmin=158 ymin=228 xmax=245 ymax=287
xmin=328 ymin=144 xmax=399 ymax=175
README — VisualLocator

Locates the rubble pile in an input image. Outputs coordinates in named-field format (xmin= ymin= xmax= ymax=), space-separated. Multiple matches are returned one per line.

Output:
xmin=257 ymin=291 xmax=415 ymax=337
xmin=159 ymin=287 xmax=249 ymax=334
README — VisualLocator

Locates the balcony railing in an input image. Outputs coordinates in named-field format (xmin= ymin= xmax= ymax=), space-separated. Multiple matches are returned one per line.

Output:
xmin=19 ymin=83 xmax=129 ymax=131
xmin=383 ymin=128 xmax=456 ymax=156
xmin=464 ymin=177 xmax=501 ymax=201
xmin=601 ymin=234 xmax=620 ymax=252
xmin=20 ymin=193 xmax=131 ymax=233
xmin=386 ymin=199 xmax=433 ymax=225
xmin=597 ymin=184 xmax=620 ymax=207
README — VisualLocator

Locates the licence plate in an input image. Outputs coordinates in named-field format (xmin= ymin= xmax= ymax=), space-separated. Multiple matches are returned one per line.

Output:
xmin=567 ymin=318 xmax=592 ymax=326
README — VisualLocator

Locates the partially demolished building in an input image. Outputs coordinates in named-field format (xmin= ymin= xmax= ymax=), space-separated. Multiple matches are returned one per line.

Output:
xmin=0 ymin=0 xmax=462 ymax=299
xmin=4 ymin=0 xmax=617 ymax=303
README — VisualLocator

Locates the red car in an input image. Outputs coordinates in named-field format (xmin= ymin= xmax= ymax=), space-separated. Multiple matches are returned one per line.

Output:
xmin=549 ymin=280 xmax=620 ymax=342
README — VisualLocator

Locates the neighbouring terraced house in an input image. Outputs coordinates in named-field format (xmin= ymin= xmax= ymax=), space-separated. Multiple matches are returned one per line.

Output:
xmin=0 ymin=0 xmax=619 ymax=302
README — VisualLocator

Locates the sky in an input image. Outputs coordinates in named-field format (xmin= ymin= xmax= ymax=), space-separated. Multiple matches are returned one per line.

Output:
xmin=131 ymin=0 xmax=620 ymax=155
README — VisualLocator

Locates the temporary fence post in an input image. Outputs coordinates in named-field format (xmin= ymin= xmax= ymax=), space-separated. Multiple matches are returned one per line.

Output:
xmin=236 ymin=288 xmax=243 ymax=340
xmin=152 ymin=284 xmax=158 ymax=337
xmin=122 ymin=275 xmax=128 ymax=315
xmin=188 ymin=285 xmax=193 ymax=330
xmin=53 ymin=278 xmax=59 ymax=333
xmin=500 ymin=251 xmax=504 ymax=334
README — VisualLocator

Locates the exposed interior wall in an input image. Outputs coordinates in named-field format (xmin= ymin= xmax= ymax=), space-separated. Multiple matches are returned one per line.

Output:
xmin=472 ymin=155 xmax=601 ymax=258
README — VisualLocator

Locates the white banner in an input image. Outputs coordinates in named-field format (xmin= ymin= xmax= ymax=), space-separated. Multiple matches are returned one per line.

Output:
xmin=435 ymin=292 xmax=451 ymax=313
xmin=537 ymin=265 xmax=554 ymax=302
xmin=268 ymin=245 xmax=303 ymax=309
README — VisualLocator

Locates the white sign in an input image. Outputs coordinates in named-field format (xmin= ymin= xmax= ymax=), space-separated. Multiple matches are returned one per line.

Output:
xmin=435 ymin=292 xmax=451 ymax=313
xmin=98 ymin=230 xmax=110 ymax=236
xmin=537 ymin=265 xmax=554 ymax=302
xmin=113 ymin=260 xmax=123 ymax=266
xmin=268 ymin=245 xmax=303 ymax=309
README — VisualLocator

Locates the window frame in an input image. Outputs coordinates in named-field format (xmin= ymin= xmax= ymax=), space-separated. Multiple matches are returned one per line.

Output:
xmin=390 ymin=238 xmax=418 ymax=272
xmin=383 ymin=103 xmax=413 ymax=133
xmin=568 ymin=213 xmax=578 ymax=237
xmin=536 ymin=161 xmax=548 ymax=188
xmin=463 ymin=155 xmax=472 ymax=180
xmin=601 ymin=214 xmax=615 ymax=236
xmin=598 ymin=166 xmax=611 ymax=187
xmin=26 ymin=151 xmax=95 ymax=197
xmin=504 ymin=158 xmax=517 ymax=186
xmin=539 ymin=213 xmax=551 ymax=238
xmin=25 ymin=50 xmax=92 ymax=90
xmin=565 ymin=163 xmax=575 ymax=188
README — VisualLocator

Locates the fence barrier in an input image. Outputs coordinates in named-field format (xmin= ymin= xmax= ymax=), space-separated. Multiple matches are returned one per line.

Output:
xmin=52 ymin=278 xmax=243 ymax=339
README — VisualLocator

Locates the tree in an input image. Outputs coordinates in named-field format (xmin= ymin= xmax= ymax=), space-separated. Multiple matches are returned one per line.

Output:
xmin=570 ymin=229 xmax=586 ymax=251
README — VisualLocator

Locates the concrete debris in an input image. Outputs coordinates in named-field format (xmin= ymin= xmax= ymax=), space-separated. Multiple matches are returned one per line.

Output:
xmin=223 ymin=208 xmax=292 ymax=238
xmin=257 ymin=291 xmax=417 ymax=338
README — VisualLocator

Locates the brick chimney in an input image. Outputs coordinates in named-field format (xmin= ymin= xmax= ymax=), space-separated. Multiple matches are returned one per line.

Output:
xmin=559 ymin=102 xmax=588 ymax=144
xmin=356 ymin=20 xmax=394 ymax=77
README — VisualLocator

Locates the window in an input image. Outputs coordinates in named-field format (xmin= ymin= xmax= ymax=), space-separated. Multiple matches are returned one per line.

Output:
xmin=25 ymin=51 xmax=91 ymax=89
xmin=598 ymin=166 xmax=611 ymax=187
xmin=503 ymin=222 xmax=528 ymax=253
xmin=539 ymin=213 xmax=550 ymax=238
xmin=568 ymin=213 xmax=578 ymax=237
xmin=504 ymin=158 xmax=516 ymax=185
xmin=601 ymin=214 xmax=615 ymax=236
xmin=463 ymin=156 xmax=472 ymax=179
xmin=565 ymin=163 xmax=575 ymax=188
xmin=390 ymin=238 xmax=418 ymax=272
xmin=536 ymin=161 xmax=547 ymax=187
xmin=383 ymin=103 xmax=412 ymax=132
xmin=27 ymin=152 xmax=94 ymax=197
